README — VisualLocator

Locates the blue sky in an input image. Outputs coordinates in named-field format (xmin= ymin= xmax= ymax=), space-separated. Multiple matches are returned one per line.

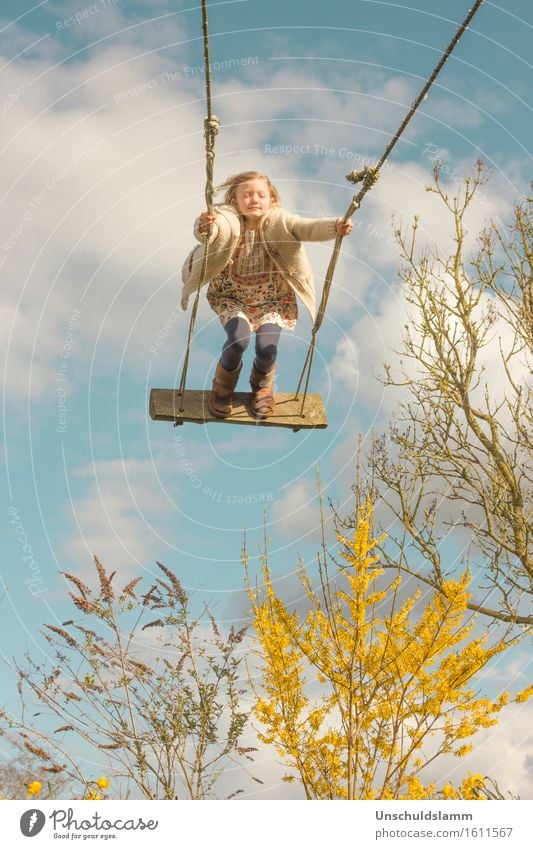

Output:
xmin=1 ymin=0 xmax=532 ymax=798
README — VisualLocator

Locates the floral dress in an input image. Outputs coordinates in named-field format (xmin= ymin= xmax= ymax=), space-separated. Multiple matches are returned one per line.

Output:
xmin=206 ymin=228 xmax=298 ymax=332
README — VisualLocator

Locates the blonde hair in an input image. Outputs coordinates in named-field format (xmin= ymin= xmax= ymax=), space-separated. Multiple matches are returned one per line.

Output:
xmin=216 ymin=171 xmax=281 ymax=208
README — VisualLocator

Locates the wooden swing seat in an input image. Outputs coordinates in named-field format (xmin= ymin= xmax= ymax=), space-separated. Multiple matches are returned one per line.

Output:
xmin=149 ymin=388 xmax=327 ymax=430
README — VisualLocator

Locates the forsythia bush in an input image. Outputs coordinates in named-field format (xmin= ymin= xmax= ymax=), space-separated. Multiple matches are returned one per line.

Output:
xmin=248 ymin=500 xmax=531 ymax=799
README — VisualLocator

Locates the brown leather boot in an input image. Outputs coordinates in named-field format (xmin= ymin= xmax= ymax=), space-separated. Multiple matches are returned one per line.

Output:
xmin=208 ymin=361 xmax=242 ymax=418
xmin=250 ymin=364 xmax=276 ymax=419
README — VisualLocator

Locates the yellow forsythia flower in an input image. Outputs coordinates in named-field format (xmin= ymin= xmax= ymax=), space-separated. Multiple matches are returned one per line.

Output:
xmin=95 ymin=776 xmax=110 ymax=790
xmin=442 ymin=783 xmax=459 ymax=799
xmin=86 ymin=790 xmax=103 ymax=800
xmin=515 ymin=685 xmax=533 ymax=704
xmin=27 ymin=781 xmax=42 ymax=797
xmin=461 ymin=773 xmax=485 ymax=799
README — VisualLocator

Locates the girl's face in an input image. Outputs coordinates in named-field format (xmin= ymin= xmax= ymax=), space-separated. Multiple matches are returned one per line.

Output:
xmin=234 ymin=178 xmax=273 ymax=223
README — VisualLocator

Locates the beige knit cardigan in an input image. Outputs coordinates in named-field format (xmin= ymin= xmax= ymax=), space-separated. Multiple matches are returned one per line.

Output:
xmin=180 ymin=205 xmax=338 ymax=321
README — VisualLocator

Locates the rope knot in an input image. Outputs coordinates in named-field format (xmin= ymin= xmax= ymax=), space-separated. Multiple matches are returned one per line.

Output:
xmin=204 ymin=115 xmax=220 ymax=140
xmin=345 ymin=165 xmax=380 ymax=187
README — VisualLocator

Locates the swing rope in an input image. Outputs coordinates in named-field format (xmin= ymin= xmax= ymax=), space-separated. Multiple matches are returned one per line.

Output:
xmin=177 ymin=0 xmax=219 ymax=411
xmin=295 ymin=0 xmax=486 ymax=416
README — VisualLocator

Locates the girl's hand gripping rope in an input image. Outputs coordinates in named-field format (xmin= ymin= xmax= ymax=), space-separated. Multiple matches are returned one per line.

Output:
xmin=335 ymin=217 xmax=353 ymax=236
xmin=199 ymin=210 xmax=218 ymax=234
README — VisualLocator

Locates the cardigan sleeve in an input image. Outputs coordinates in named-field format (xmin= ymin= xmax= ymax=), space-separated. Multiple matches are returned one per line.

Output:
xmin=283 ymin=212 xmax=338 ymax=242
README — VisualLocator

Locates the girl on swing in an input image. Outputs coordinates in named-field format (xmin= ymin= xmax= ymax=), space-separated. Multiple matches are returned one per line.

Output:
xmin=181 ymin=171 xmax=352 ymax=419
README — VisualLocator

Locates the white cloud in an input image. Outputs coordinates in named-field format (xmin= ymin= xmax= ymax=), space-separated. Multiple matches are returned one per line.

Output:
xmin=330 ymin=291 xmax=405 ymax=417
xmin=272 ymin=478 xmax=317 ymax=539
xmin=271 ymin=477 xmax=337 ymax=545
